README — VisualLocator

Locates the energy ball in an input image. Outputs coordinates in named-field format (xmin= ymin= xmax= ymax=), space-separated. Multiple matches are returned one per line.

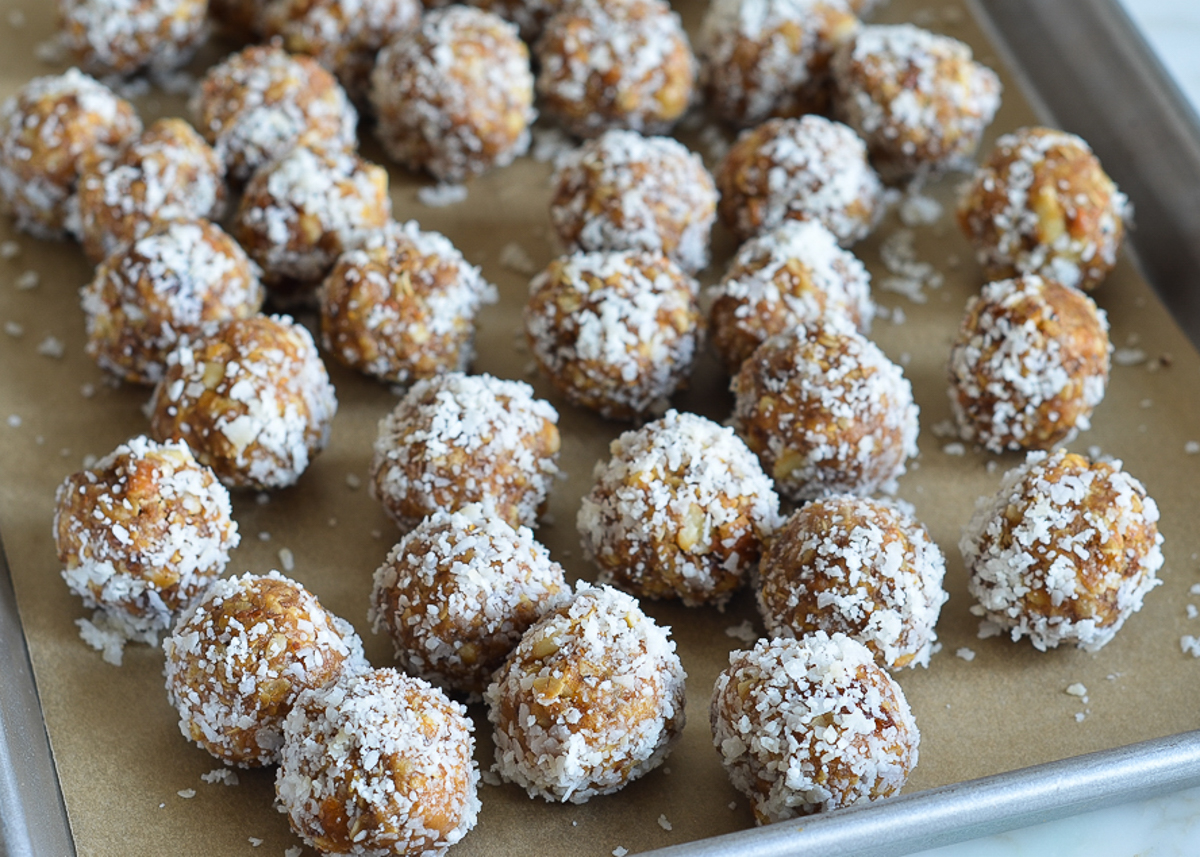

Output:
xmin=524 ymin=250 xmax=702 ymax=421
xmin=948 ymin=274 xmax=1111 ymax=453
xmin=0 ymin=69 xmax=141 ymax=239
xmin=277 ymin=668 xmax=481 ymax=856
xmin=148 ymin=314 xmax=338 ymax=490
xmin=707 ymin=219 xmax=874 ymax=374
xmin=81 ymin=218 xmax=265 ymax=385
xmin=757 ymin=496 xmax=947 ymax=670
xmin=960 ymin=449 xmax=1164 ymax=652
xmin=370 ymin=6 xmax=535 ymax=183
xmin=535 ymin=0 xmax=696 ymax=138
xmin=76 ymin=118 xmax=227 ymax=265
xmin=578 ymin=410 xmax=782 ymax=607
xmin=370 ymin=504 xmax=569 ymax=695
xmin=58 ymin=0 xmax=209 ymax=77
xmin=957 ymin=127 xmax=1131 ymax=292
xmin=698 ymin=0 xmax=859 ymax=128
xmin=485 ymin=582 xmax=686 ymax=803
xmin=369 ymin=372 xmax=561 ymax=530
xmin=319 ymin=220 xmax=498 ymax=385
xmin=732 ymin=323 xmax=919 ymax=501
xmin=53 ymin=436 xmax=238 ymax=658
xmin=190 ymin=44 xmax=358 ymax=184
xmin=163 ymin=570 xmax=367 ymax=767
xmin=549 ymin=129 xmax=718 ymax=274
xmin=717 ymin=115 xmax=885 ymax=246
xmin=710 ymin=632 xmax=919 ymax=823
xmin=831 ymin=24 xmax=1001 ymax=181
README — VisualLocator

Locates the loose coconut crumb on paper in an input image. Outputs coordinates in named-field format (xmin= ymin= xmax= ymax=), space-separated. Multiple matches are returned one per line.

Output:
xmin=1074 ymin=711 xmax=1087 ymax=723
xmin=977 ymin=619 xmax=1003 ymax=640
xmin=6 ymin=415 xmax=20 ymax=428
xmin=417 ymin=184 xmax=469 ymax=207
xmin=177 ymin=789 xmax=196 ymax=799
xmin=879 ymin=228 xmax=943 ymax=303
xmin=37 ymin=336 xmax=65 ymax=358
xmin=0 ymin=240 xmax=19 ymax=259
xmin=531 ymin=126 xmax=576 ymax=165
xmin=1065 ymin=683 xmax=1088 ymax=701
xmin=248 ymin=838 xmax=263 ymax=847
xmin=35 ymin=37 xmax=66 ymax=64
xmin=285 ymin=848 xmax=303 ymax=857
xmin=1185 ymin=441 xmax=1200 ymax=455
xmin=955 ymin=647 xmax=976 ymax=662
xmin=481 ymin=769 xmax=502 ymax=786
xmin=7 ymin=11 xmax=24 ymax=29
xmin=657 ymin=814 xmax=673 ymax=832
xmin=201 ymin=769 xmax=239 ymax=786
xmin=942 ymin=442 xmax=966 ymax=456
xmin=80 ymin=383 xmax=96 ymax=398
xmin=728 ymin=802 xmax=738 ymax=811
xmin=76 ymin=615 xmax=127 ymax=665
xmin=898 ymin=188 xmax=944 ymax=227
xmin=345 ymin=473 xmax=361 ymax=489
xmin=931 ymin=419 xmax=956 ymax=438
xmin=258 ymin=531 xmax=271 ymax=542
xmin=2 ymin=321 xmax=20 ymax=338
xmin=278 ymin=548 xmax=295 ymax=572
xmin=1191 ymin=584 xmax=1200 ymax=596
xmin=1112 ymin=347 xmax=1147 ymax=367
xmin=725 ymin=620 xmax=757 ymax=643
xmin=499 ymin=242 xmax=538 ymax=275
xmin=15 ymin=270 xmax=38 ymax=290
xmin=1182 ymin=635 xmax=1200 ymax=657
xmin=612 ymin=848 xmax=629 ymax=857
xmin=1188 ymin=605 xmax=1198 ymax=620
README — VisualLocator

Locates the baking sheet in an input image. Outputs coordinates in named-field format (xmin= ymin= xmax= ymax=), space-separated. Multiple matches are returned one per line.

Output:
xmin=3 ymin=0 xmax=1200 ymax=855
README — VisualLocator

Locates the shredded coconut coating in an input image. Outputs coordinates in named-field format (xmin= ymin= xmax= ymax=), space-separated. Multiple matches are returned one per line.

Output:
xmin=957 ymin=126 xmax=1130 ymax=292
xmin=699 ymin=0 xmax=859 ymax=128
xmin=732 ymin=323 xmax=919 ymax=501
xmin=717 ymin=115 xmax=884 ymax=246
xmin=370 ymin=7 xmax=535 ymax=183
xmin=707 ymin=219 xmax=874 ymax=374
xmin=163 ymin=570 xmax=368 ymax=767
xmin=277 ymin=668 xmax=481 ymax=857
xmin=960 ymin=450 xmax=1164 ymax=652
xmin=577 ymin=410 xmax=782 ymax=607
xmin=535 ymin=0 xmax=696 ymax=138
xmin=485 ymin=582 xmax=686 ymax=803
xmin=831 ymin=24 xmax=1001 ymax=181
xmin=549 ymin=130 xmax=717 ymax=274
xmin=190 ymin=44 xmax=358 ymax=184
xmin=758 ymin=496 xmax=946 ymax=670
xmin=524 ymin=250 xmax=702 ymax=421
xmin=0 ymin=69 xmax=142 ymax=239
xmin=710 ymin=632 xmax=919 ymax=823
xmin=58 ymin=0 xmax=209 ymax=77
xmin=465 ymin=0 xmax=561 ymax=42
xmin=948 ymin=274 xmax=1111 ymax=453
xmin=81 ymin=218 xmax=265 ymax=385
xmin=148 ymin=314 xmax=338 ymax=490
xmin=54 ymin=436 xmax=238 ymax=647
xmin=369 ymin=371 xmax=561 ymax=530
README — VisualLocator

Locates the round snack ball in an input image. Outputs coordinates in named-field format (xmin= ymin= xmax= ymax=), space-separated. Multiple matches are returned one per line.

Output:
xmin=163 ymin=570 xmax=367 ymax=767
xmin=707 ymin=219 xmax=873 ymax=374
xmin=0 ymin=69 xmax=141 ymax=239
xmin=319 ymin=220 xmax=498 ymax=384
xmin=149 ymin=314 xmax=337 ymax=490
xmin=717 ymin=115 xmax=885 ymax=246
xmin=82 ymin=218 xmax=265 ymax=385
xmin=190 ymin=44 xmax=358 ymax=185
xmin=958 ymin=127 xmax=1130 ymax=292
xmin=58 ymin=0 xmax=209 ymax=77
xmin=698 ymin=0 xmax=859 ymax=128
xmin=524 ymin=250 xmax=702 ymax=421
xmin=549 ymin=129 xmax=718 ymax=274
xmin=369 ymin=371 xmax=561 ymax=530
xmin=370 ymin=504 xmax=569 ymax=695
xmin=277 ymin=668 xmax=480 ymax=856
xmin=948 ymin=274 xmax=1111 ymax=453
xmin=577 ymin=410 xmax=782 ymax=607
xmin=831 ymin=24 xmax=1001 ymax=181
xmin=208 ymin=0 xmax=269 ymax=40
xmin=757 ymin=496 xmax=946 ymax=670
xmin=370 ymin=6 xmax=535 ymax=183
xmin=732 ymin=322 xmax=919 ymax=501
xmin=960 ymin=449 xmax=1164 ymax=652
xmin=535 ymin=0 xmax=696 ymax=138
xmin=53 ymin=436 xmax=238 ymax=652
xmin=485 ymin=582 xmax=686 ymax=803
xmin=710 ymin=632 xmax=919 ymax=823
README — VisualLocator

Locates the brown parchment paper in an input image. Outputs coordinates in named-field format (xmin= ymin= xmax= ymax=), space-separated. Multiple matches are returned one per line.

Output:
xmin=3 ymin=1 xmax=1200 ymax=855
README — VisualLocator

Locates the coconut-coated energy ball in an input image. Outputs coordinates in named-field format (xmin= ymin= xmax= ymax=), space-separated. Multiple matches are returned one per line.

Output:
xmin=0 ymin=69 xmax=141 ymax=239
xmin=717 ymin=115 xmax=885 ymax=246
xmin=524 ymin=250 xmax=702 ymax=421
xmin=149 ymin=314 xmax=338 ymax=490
xmin=960 ymin=450 xmax=1164 ymax=652
xmin=535 ymin=0 xmax=696 ymax=138
xmin=948 ymin=274 xmax=1111 ymax=453
xmin=81 ymin=218 xmax=265 ymax=385
xmin=369 ymin=372 xmax=561 ymax=530
xmin=319 ymin=220 xmax=498 ymax=384
xmin=958 ymin=127 xmax=1130 ymax=292
xmin=578 ymin=410 xmax=782 ymax=607
xmin=163 ymin=570 xmax=367 ymax=767
xmin=549 ymin=130 xmax=717 ymax=274
xmin=710 ymin=632 xmax=919 ymax=823
xmin=732 ymin=323 xmax=919 ymax=501
xmin=277 ymin=669 xmax=481 ymax=857
xmin=758 ymin=496 xmax=947 ymax=670
xmin=485 ymin=582 xmax=686 ymax=803
xmin=707 ymin=219 xmax=873 ymax=374
xmin=58 ymin=0 xmax=209 ymax=77
xmin=371 ymin=6 xmax=535 ymax=183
